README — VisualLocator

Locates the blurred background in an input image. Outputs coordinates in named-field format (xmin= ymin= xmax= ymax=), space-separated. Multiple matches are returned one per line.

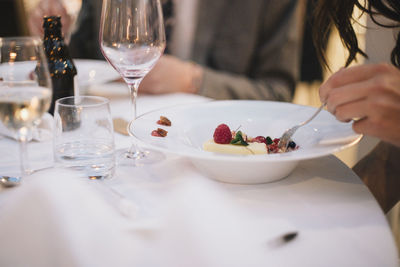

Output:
xmin=0 ymin=0 xmax=82 ymax=42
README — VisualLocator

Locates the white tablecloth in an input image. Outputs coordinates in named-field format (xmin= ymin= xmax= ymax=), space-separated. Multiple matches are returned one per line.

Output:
xmin=0 ymin=82 xmax=398 ymax=267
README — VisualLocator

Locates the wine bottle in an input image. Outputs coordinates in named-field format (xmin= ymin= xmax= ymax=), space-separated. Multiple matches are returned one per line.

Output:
xmin=43 ymin=16 xmax=77 ymax=115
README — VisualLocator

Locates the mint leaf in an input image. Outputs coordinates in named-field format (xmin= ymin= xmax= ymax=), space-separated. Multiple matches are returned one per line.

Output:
xmin=266 ymin=136 xmax=273 ymax=145
xmin=230 ymin=131 xmax=249 ymax=146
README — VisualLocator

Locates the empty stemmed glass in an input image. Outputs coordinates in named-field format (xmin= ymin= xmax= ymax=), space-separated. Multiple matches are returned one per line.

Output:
xmin=0 ymin=37 xmax=52 ymax=176
xmin=100 ymin=0 xmax=166 ymax=165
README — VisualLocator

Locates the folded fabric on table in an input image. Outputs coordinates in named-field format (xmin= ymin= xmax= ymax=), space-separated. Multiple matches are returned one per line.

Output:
xmin=0 ymin=168 xmax=140 ymax=267
xmin=0 ymin=113 xmax=53 ymax=142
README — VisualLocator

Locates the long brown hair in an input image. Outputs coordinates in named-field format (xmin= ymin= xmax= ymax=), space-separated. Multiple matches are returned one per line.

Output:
xmin=313 ymin=0 xmax=400 ymax=68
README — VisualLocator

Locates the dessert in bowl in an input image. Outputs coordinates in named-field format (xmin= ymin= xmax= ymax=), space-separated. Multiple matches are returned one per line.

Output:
xmin=203 ymin=123 xmax=299 ymax=155
xmin=129 ymin=100 xmax=362 ymax=184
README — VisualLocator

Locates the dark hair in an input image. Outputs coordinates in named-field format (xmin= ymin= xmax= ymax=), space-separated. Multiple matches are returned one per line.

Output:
xmin=313 ymin=0 xmax=400 ymax=68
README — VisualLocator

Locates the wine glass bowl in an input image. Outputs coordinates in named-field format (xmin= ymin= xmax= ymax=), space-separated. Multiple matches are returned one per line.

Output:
xmin=100 ymin=0 xmax=165 ymax=83
xmin=0 ymin=37 xmax=52 ymax=175
xmin=101 ymin=46 xmax=164 ymax=81
xmin=100 ymin=0 xmax=166 ymax=165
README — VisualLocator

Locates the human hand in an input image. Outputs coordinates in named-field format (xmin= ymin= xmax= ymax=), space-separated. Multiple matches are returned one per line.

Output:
xmin=319 ymin=63 xmax=400 ymax=147
xmin=139 ymin=55 xmax=203 ymax=95
xmin=27 ymin=0 xmax=72 ymax=37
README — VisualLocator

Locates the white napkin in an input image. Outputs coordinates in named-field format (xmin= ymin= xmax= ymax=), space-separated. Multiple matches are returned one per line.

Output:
xmin=0 ymin=113 xmax=53 ymax=142
xmin=0 ymin=169 xmax=140 ymax=267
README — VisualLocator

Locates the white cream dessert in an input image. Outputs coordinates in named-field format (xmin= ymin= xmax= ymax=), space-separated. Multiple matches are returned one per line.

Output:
xmin=203 ymin=139 xmax=268 ymax=155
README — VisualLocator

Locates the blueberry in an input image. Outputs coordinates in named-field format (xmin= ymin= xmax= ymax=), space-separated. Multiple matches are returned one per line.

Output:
xmin=288 ymin=141 xmax=296 ymax=149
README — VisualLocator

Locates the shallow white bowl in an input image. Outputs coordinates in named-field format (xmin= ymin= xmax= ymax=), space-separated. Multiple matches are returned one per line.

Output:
xmin=129 ymin=100 xmax=362 ymax=184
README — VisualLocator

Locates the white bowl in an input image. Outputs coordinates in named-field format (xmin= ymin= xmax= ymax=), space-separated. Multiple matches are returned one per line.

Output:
xmin=74 ymin=59 xmax=120 ymax=89
xmin=129 ymin=100 xmax=362 ymax=184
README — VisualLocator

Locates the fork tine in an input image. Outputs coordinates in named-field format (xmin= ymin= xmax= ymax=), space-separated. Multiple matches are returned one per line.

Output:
xmin=277 ymin=103 xmax=325 ymax=152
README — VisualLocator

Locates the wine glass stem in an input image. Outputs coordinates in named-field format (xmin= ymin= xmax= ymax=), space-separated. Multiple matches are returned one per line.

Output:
xmin=17 ymin=128 xmax=30 ymax=176
xmin=127 ymin=80 xmax=142 ymax=157
xmin=128 ymin=80 xmax=140 ymax=120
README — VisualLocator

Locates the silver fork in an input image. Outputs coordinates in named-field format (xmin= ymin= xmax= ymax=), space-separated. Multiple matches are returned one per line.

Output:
xmin=278 ymin=103 xmax=326 ymax=152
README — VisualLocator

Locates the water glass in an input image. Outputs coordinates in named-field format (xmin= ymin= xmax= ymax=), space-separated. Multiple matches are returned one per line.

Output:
xmin=53 ymin=96 xmax=115 ymax=179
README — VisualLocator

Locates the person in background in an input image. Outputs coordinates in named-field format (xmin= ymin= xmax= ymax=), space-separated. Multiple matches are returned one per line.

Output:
xmin=26 ymin=0 xmax=72 ymax=38
xmin=313 ymin=0 xmax=400 ymax=212
xmin=68 ymin=0 xmax=103 ymax=59
xmin=69 ymin=0 xmax=304 ymax=102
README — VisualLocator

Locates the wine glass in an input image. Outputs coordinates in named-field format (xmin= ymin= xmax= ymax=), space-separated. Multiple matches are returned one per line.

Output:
xmin=100 ymin=0 xmax=166 ymax=165
xmin=0 ymin=37 xmax=52 ymax=176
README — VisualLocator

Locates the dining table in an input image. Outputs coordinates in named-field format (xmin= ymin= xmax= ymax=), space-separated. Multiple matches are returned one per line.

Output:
xmin=0 ymin=64 xmax=398 ymax=267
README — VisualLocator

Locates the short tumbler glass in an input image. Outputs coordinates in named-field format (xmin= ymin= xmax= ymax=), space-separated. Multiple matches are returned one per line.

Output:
xmin=54 ymin=96 xmax=115 ymax=179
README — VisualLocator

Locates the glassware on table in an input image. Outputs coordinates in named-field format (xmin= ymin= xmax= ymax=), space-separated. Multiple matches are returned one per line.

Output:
xmin=0 ymin=36 xmax=52 ymax=176
xmin=99 ymin=0 xmax=166 ymax=166
xmin=53 ymin=96 xmax=115 ymax=179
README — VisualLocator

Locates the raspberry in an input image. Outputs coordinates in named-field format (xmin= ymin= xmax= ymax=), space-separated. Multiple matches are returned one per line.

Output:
xmin=252 ymin=136 xmax=266 ymax=143
xmin=268 ymin=145 xmax=277 ymax=153
xmin=213 ymin=124 xmax=232 ymax=144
